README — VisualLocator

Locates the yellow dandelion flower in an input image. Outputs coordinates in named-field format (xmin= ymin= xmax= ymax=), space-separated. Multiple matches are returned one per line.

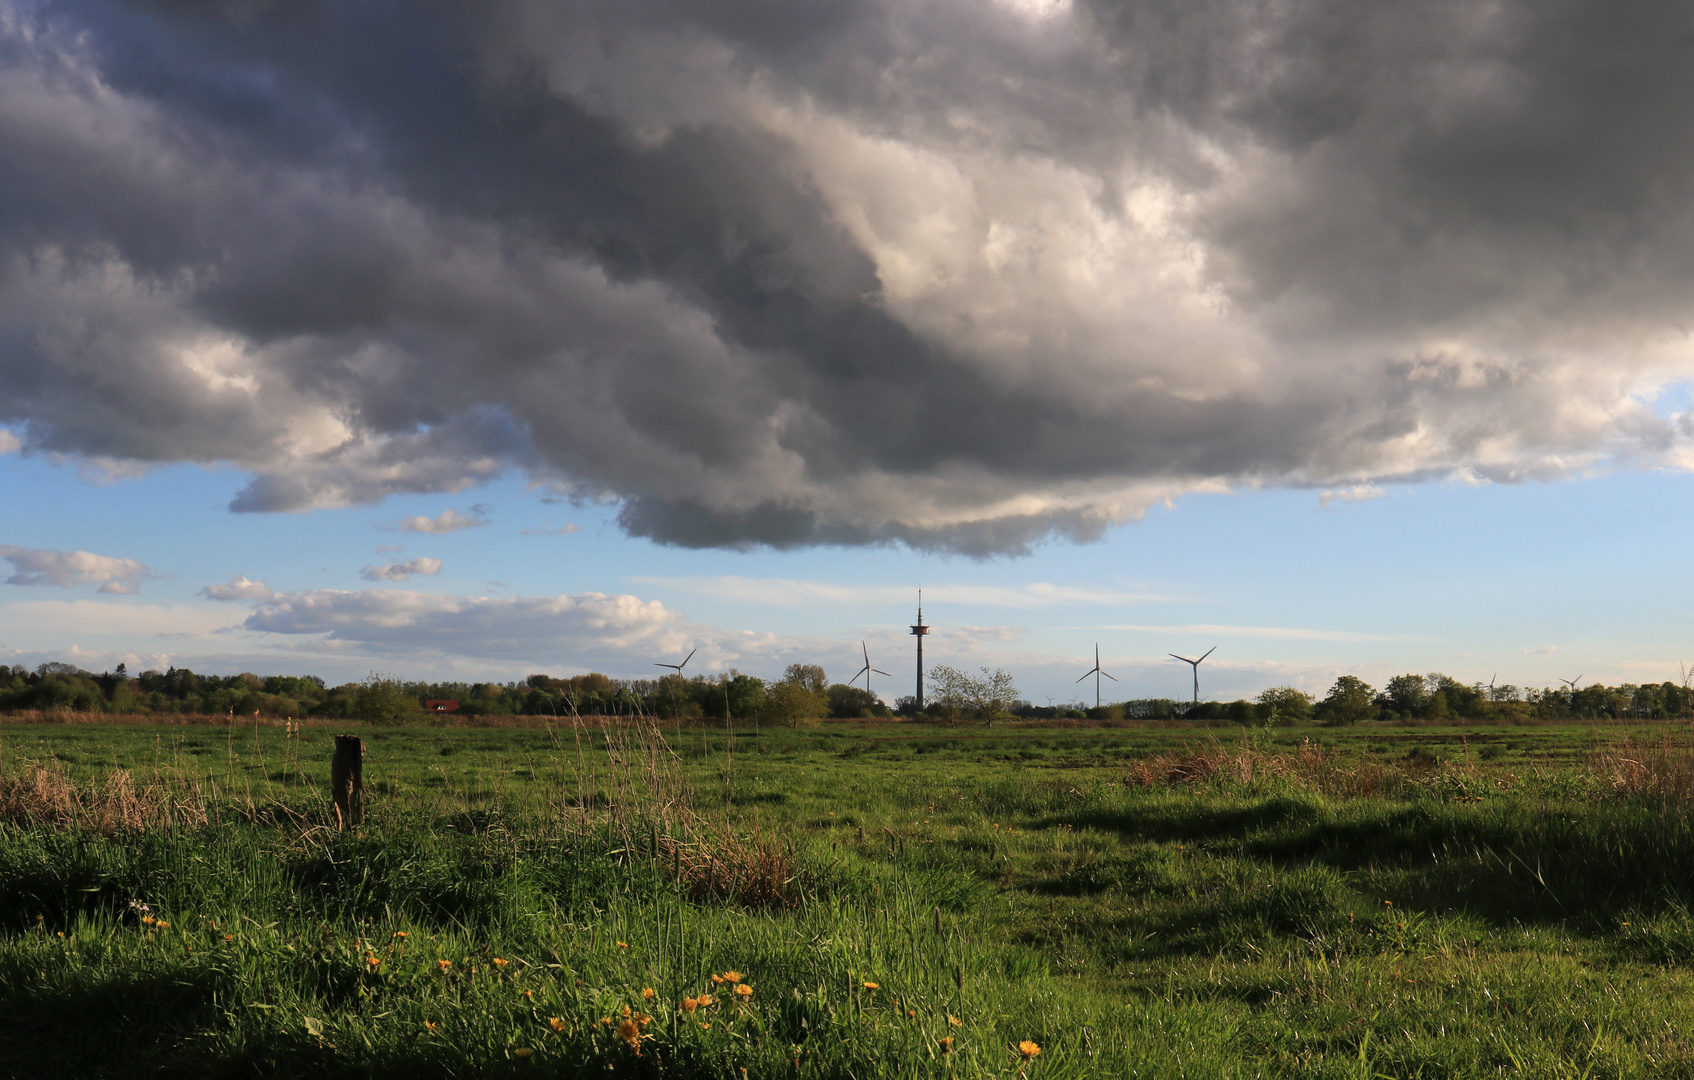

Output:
xmin=616 ymin=1019 xmax=643 ymax=1050
xmin=947 ymin=1014 xmax=961 ymax=1027
xmin=366 ymin=955 xmax=381 ymax=968
xmin=155 ymin=921 xmax=170 ymax=930
xmin=734 ymin=983 xmax=753 ymax=999
xmin=523 ymin=990 xmax=534 ymax=1001
xmin=1019 ymin=1040 xmax=1041 ymax=1059
xmin=424 ymin=1021 xmax=438 ymax=1033
xmin=513 ymin=1047 xmax=533 ymax=1059
xmin=621 ymin=1005 xmax=632 ymax=1018
xmin=642 ymin=987 xmax=656 ymax=1001
xmin=436 ymin=959 xmax=452 ymax=972
xmin=722 ymin=970 xmax=743 ymax=983
xmin=392 ymin=931 xmax=408 ymax=939
xmin=861 ymin=981 xmax=879 ymax=991
xmin=141 ymin=915 xmax=156 ymax=927
xmin=699 ymin=1022 xmax=711 ymax=1031
xmin=939 ymin=1036 xmax=955 ymax=1054
xmin=493 ymin=957 xmax=509 ymax=968
xmin=222 ymin=934 xmax=234 ymax=943
xmin=681 ymin=997 xmax=699 ymax=1013
xmin=616 ymin=941 xmax=629 ymax=949
xmin=548 ymin=1017 xmax=565 ymax=1033
xmin=711 ymin=974 xmax=725 ymax=985
xmin=599 ymin=1017 xmax=612 ymax=1026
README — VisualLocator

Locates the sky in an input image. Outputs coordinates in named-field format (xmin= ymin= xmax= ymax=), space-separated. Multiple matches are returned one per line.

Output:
xmin=3 ymin=0 xmax=1694 ymax=704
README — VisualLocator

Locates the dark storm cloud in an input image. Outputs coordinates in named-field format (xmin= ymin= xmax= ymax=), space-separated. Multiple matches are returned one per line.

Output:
xmin=2 ymin=0 xmax=1693 ymax=553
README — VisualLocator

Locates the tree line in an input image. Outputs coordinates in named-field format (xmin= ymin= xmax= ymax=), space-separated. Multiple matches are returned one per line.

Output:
xmin=2 ymin=661 xmax=1689 ymax=725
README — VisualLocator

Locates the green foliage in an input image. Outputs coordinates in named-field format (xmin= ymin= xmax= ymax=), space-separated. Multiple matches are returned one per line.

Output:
xmin=351 ymin=672 xmax=424 ymax=724
xmin=1317 ymin=674 xmax=1377 ymax=725
xmin=1255 ymin=686 xmax=1313 ymax=725
xmin=927 ymin=664 xmax=1020 ymax=722
xmin=763 ymin=679 xmax=827 ymax=727
xmin=826 ymin=683 xmax=886 ymax=718
xmin=782 ymin=663 xmax=828 ymax=695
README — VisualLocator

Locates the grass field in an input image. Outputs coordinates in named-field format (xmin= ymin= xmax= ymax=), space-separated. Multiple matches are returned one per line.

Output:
xmin=4 ymin=714 xmax=1694 ymax=1078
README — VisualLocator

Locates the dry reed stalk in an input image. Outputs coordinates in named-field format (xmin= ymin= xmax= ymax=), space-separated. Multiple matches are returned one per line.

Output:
xmin=1126 ymin=738 xmax=1404 ymax=797
xmin=1589 ymin=732 xmax=1694 ymax=806
xmin=0 ymin=762 xmax=209 ymax=833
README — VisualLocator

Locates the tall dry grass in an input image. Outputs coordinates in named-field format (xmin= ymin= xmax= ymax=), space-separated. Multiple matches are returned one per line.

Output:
xmin=1589 ymin=731 xmax=1694 ymax=806
xmin=0 ymin=762 xmax=208 ymax=832
xmin=1125 ymin=737 xmax=1410 ymax=797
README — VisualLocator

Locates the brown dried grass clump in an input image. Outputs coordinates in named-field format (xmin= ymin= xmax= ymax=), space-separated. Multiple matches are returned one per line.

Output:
xmin=660 ymin=819 xmax=805 ymax=909
xmin=1127 ymin=738 xmax=1405 ymax=798
xmin=1589 ymin=733 xmax=1694 ymax=807
xmin=0 ymin=763 xmax=208 ymax=833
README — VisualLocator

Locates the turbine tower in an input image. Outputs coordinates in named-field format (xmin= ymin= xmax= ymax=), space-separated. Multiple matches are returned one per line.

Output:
xmin=1169 ymin=646 xmax=1217 ymax=705
xmin=909 ymin=592 xmax=930 ymax=708
xmin=852 ymin=641 xmax=891 ymax=696
xmin=1075 ymin=644 xmax=1118 ymax=709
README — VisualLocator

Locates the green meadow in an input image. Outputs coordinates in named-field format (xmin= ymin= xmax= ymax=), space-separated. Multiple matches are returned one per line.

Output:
xmin=4 ymin=716 xmax=1694 ymax=1078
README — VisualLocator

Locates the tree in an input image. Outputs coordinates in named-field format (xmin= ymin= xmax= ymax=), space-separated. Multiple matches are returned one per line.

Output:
xmin=784 ymin=664 xmax=828 ymax=695
xmin=827 ymin=683 xmax=885 ymax=718
xmin=764 ymin=679 xmax=827 ymax=728
xmin=354 ymin=672 xmax=423 ymax=723
xmin=927 ymin=665 xmax=1020 ymax=723
xmin=1383 ymin=674 xmax=1427 ymax=717
xmin=1256 ymin=686 xmax=1313 ymax=725
xmin=1316 ymin=675 xmax=1377 ymax=725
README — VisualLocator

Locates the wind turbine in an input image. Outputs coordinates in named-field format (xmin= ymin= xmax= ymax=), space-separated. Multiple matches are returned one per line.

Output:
xmin=1169 ymin=646 xmax=1217 ymax=705
xmin=654 ymin=647 xmax=697 ymax=676
xmin=852 ymin=641 xmax=891 ymax=696
xmin=1075 ymin=644 xmax=1118 ymax=709
xmin=1558 ymin=674 xmax=1582 ymax=704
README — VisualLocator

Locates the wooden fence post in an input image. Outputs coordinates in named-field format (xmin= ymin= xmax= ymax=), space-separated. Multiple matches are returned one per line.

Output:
xmin=332 ymin=735 xmax=364 ymax=830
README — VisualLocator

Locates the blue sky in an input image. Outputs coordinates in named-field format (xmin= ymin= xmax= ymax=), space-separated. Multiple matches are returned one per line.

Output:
xmin=5 ymin=439 xmax=1689 ymax=703
xmin=6 ymin=1 xmax=1694 ymax=704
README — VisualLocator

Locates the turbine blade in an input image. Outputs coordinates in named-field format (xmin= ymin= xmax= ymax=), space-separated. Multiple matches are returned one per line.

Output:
xmin=1198 ymin=646 xmax=1217 ymax=662
xmin=872 ymin=668 xmax=890 ymax=676
xmin=1076 ymin=670 xmax=1092 ymax=682
xmin=1102 ymin=671 xmax=1118 ymax=682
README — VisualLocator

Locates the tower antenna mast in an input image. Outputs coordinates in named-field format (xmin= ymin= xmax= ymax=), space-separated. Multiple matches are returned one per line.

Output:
xmin=909 ymin=591 xmax=930 ymax=709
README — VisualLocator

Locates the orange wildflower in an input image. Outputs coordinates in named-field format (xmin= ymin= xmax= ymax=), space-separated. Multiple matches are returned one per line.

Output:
xmin=642 ymin=987 xmax=656 ymax=1001
xmin=514 ymin=1048 xmax=534 ymax=1059
xmin=616 ymin=1019 xmax=643 ymax=1053
xmin=861 ymin=981 xmax=879 ymax=991
xmin=392 ymin=931 xmax=408 ymax=939
xmin=492 ymin=957 xmax=509 ymax=968
xmin=939 ymin=1036 xmax=955 ymax=1054
xmin=548 ymin=1017 xmax=565 ymax=1033
xmin=722 ymin=970 xmax=743 ymax=983
xmin=1019 ymin=1040 xmax=1042 ymax=1059
xmin=435 ymin=959 xmax=451 ymax=972
xmin=366 ymin=955 xmax=381 ymax=968
xmin=734 ymin=983 xmax=753 ymax=999
xmin=680 ymin=997 xmax=699 ymax=1013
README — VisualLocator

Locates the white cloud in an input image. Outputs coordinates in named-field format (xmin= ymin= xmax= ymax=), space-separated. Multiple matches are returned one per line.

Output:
xmin=200 ymin=575 xmax=275 ymax=601
xmin=521 ymin=523 xmax=581 ymax=536
xmin=360 ymin=557 xmax=444 ymax=582
xmin=628 ymin=576 xmax=1184 ymax=609
xmin=0 ymin=545 xmax=149 ymax=593
xmin=1524 ymin=645 xmax=1560 ymax=655
xmin=0 ymin=429 xmax=19 ymax=455
xmin=390 ymin=508 xmax=490 ymax=534
xmin=1318 ymin=485 xmax=1387 ymax=509
xmin=1081 ymin=623 xmax=1425 ymax=643
xmin=244 ymin=588 xmax=692 ymax=664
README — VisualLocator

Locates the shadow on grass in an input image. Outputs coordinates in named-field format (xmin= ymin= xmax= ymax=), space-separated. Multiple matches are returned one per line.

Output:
xmin=1046 ymin=794 xmax=1694 ymax=931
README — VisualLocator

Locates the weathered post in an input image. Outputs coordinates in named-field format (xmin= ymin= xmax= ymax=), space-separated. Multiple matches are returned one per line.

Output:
xmin=331 ymin=735 xmax=364 ymax=830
